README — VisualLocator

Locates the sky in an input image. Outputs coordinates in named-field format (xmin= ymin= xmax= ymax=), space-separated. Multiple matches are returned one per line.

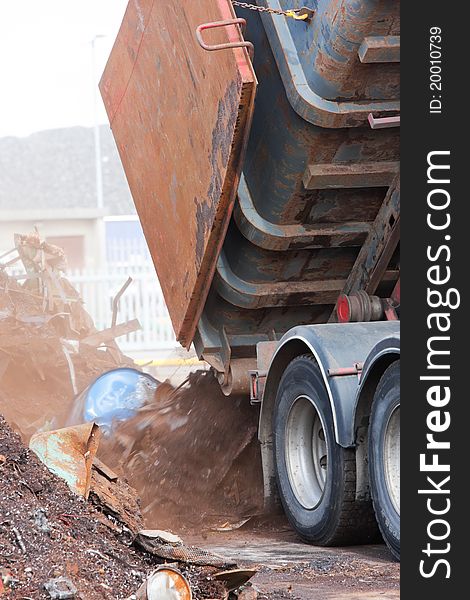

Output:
xmin=0 ymin=0 xmax=129 ymax=138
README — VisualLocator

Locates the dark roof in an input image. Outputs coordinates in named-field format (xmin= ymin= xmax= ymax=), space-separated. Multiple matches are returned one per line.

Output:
xmin=0 ymin=125 xmax=136 ymax=215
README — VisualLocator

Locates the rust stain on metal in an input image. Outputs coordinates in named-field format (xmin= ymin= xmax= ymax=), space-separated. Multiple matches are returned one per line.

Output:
xmin=309 ymin=0 xmax=400 ymax=102
xmin=194 ymin=78 xmax=241 ymax=268
xmin=100 ymin=0 xmax=257 ymax=347
xmin=194 ymin=198 xmax=214 ymax=268
xmin=29 ymin=423 xmax=101 ymax=499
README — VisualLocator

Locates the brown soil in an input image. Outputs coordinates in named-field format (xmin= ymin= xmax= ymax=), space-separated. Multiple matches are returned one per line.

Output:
xmin=189 ymin=525 xmax=400 ymax=600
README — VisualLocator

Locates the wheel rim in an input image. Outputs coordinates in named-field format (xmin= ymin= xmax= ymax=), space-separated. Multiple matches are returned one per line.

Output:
xmin=383 ymin=404 xmax=400 ymax=514
xmin=285 ymin=395 xmax=327 ymax=510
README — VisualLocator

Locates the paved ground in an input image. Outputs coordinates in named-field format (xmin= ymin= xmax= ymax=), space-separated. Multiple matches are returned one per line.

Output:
xmin=189 ymin=520 xmax=400 ymax=599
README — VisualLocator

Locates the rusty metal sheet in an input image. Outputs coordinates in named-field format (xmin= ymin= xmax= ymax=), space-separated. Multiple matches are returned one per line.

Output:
xmin=29 ymin=423 xmax=101 ymax=498
xmin=100 ymin=0 xmax=256 ymax=347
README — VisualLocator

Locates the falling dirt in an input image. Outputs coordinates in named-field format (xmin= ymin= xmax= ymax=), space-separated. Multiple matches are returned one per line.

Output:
xmin=98 ymin=369 xmax=265 ymax=531
xmin=1 ymin=235 xmax=265 ymax=541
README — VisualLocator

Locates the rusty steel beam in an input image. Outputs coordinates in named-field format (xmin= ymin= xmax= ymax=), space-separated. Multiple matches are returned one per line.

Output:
xmin=328 ymin=177 xmax=400 ymax=322
xmin=341 ymin=177 xmax=400 ymax=296
xmin=366 ymin=217 xmax=400 ymax=294
xmin=358 ymin=35 xmax=400 ymax=63
xmin=302 ymin=161 xmax=399 ymax=190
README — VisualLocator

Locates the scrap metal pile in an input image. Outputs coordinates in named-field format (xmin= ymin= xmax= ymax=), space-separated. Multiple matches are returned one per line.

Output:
xmin=0 ymin=232 xmax=266 ymax=598
xmin=0 ymin=232 xmax=136 ymax=439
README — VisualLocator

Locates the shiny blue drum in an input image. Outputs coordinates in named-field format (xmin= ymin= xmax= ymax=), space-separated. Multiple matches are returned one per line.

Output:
xmin=69 ymin=368 xmax=159 ymax=434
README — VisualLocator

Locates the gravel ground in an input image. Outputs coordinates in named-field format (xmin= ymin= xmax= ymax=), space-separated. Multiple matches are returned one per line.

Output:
xmin=0 ymin=415 xmax=256 ymax=599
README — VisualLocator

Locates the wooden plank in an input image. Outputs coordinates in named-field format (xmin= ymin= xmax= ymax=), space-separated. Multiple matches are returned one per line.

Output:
xmin=100 ymin=0 xmax=256 ymax=348
xmin=81 ymin=319 xmax=141 ymax=347
xmin=303 ymin=161 xmax=399 ymax=190
xmin=90 ymin=465 xmax=143 ymax=534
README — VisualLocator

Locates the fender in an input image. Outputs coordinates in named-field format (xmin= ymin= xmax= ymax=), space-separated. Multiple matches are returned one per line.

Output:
xmin=258 ymin=321 xmax=400 ymax=506
xmin=353 ymin=333 xmax=401 ymax=433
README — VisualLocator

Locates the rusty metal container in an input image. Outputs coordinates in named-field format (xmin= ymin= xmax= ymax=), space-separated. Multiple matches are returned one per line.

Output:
xmin=101 ymin=0 xmax=400 ymax=381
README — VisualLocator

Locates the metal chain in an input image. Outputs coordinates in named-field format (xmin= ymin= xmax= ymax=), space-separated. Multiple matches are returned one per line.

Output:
xmin=231 ymin=1 xmax=313 ymax=20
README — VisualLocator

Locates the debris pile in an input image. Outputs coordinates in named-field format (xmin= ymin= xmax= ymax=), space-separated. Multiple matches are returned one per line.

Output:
xmin=0 ymin=233 xmax=136 ymax=440
xmin=0 ymin=415 xmax=262 ymax=598
xmin=0 ymin=233 xmax=264 ymax=531
xmin=0 ymin=414 xmax=151 ymax=598
xmin=0 ymin=233 xmax=266 ymax=597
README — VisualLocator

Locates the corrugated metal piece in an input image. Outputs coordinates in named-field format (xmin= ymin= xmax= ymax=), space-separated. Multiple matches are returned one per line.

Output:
xmin=100 ymin=0 xmax=256 ymax=347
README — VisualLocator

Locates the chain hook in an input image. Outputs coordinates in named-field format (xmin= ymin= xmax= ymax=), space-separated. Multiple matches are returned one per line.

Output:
xmin=231 ymin=2 xmax=314 ymax=22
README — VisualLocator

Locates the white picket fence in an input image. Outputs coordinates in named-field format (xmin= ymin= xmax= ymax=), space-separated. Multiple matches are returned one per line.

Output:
xmin=69 ymin=265 xmax=177 ymax=352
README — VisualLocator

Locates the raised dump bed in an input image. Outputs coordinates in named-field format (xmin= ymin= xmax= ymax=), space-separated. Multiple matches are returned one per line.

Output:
xmin=101 ymin=0 xmax=400 ymax=374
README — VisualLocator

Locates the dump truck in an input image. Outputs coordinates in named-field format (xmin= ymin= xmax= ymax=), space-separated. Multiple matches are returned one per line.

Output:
xmin=100 ymin=0 xmax=400 ymax=559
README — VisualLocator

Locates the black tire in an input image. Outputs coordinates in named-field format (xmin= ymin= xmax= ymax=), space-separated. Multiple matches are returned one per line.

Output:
xmin=368 ymin=360 xmax=400 ymax=560
xmin=273 ymin=355 xmax=378 ymax=546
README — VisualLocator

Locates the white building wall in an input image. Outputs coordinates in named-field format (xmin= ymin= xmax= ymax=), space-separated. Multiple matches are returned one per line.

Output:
xmin=0 ymin=216 xmax=103 ymax=268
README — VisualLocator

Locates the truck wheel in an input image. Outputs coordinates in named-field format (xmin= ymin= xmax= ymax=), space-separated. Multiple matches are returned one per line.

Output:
xmin=368 ymin=360 xmax=400 ymax=560
xmin=273 ymin=355 xmax=378 ymax=546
